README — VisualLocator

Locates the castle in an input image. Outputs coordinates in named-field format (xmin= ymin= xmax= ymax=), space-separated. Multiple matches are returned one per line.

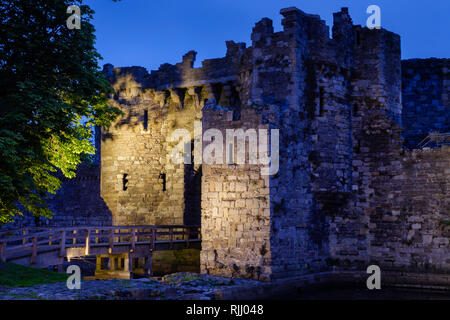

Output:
xmin=9 ymin=7 xmax=450 ymax=282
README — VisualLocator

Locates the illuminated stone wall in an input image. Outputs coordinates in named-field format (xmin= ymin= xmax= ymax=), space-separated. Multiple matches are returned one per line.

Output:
xmin=200 ymin=108 xmax=272 ymax=280
xmin=100 ymin=43 xmax=246 ymax=226
xmin=100 ymin=69 xmax=200 ymax=225
xmin=200 ymin=7 xmax=449 ymax=280
xmin=6 ymin=6 xmax=446 ymax=282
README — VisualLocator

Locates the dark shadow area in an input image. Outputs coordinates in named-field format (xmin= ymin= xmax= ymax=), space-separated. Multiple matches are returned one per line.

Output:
xmin=183 ymin=164 xmax=202 ymax=226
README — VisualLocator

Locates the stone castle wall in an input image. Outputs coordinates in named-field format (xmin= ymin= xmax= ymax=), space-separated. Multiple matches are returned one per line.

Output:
xmin=47 ymin=163 xmax=112 ymax=227
xmin=99 ymin=72 xmax=199 ymax=226
xmin=200 ymin=108 xmax=272 ymax=280
xmin=4 ymin=162 xmax=112 ymax=229
xmin=3 ymin=6 xmax=448 ymax=284
xmin=99 ymin=41 xmax=247 ymax=226
xmin=328 ymin=19 xmax=449 ymax=274
xmin=199 ymin=7 xmax=449 ymax=280
xmin=402 ymin=59 xmax=449 ymax=149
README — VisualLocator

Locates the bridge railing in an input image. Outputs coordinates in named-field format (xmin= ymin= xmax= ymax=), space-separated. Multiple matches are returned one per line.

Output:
xmin=0 ymin=225 xmax=201 ymax=264
xmin=417 ymin=132 xmax=450 ymax=148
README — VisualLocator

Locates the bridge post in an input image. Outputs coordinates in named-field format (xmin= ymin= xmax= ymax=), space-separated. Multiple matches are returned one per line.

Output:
xmin=108 ymin=255 xmax=116 ymax=271
xmin=131 ymin=228 xmax=136 ymax=252
xmin=22 ymin=229 xmax=27 ymax=245
xmin=59 ymin=231 xmax=66 ymax=257
xmin=85 ymin=229 xmax=90 ymax=256
xmin=151 ymin=228 xmax=156 ymax=251
xmin=30 ymin=236 xmax=37 ymax=265
xmin=108 ymin=229 xmax=114 ymax=254
xmin=124 ymin=253 xmax=133 ymax=279
xmin=0 ymin=242 xmax=5 ymax=263
xmin=144 ymin=250 xmax=153 ymax=277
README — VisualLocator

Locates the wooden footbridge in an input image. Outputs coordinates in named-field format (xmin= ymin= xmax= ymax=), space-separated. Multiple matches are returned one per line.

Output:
xmin=0 ymin=225 xmax=201 ymax=278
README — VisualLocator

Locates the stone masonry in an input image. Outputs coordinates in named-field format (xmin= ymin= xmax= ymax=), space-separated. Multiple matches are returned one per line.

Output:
xmin=4 ymin=7 xmax=448 ymax=283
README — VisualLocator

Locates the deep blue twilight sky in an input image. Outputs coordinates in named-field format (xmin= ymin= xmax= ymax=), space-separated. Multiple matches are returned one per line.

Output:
xmin=84 ymin=0 xmax=449 ymax=72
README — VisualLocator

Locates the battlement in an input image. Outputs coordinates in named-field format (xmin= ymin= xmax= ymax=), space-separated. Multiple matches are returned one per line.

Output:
xmin=12 ymin=7 xmax=447 ymax=282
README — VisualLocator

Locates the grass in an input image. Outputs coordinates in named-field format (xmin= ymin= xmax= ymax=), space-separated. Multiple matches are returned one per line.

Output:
xmin=0 ymin=262 xmax=68 ymax=287
xmin=183 ymin=275 xmax=200 ymax=281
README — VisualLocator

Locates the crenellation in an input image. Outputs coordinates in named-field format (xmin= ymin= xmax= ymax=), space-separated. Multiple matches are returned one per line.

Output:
xmin=5 ymin=6 xmax=448 ymax=285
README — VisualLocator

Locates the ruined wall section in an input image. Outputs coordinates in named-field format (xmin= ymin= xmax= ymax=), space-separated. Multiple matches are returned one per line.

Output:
xmin=330 ymin=26 xmax=450 ymax=274
xmin=4 ymin=128 xmax=112 ymax=229
xmin=201 ymin=7 xmax=366 ymax=280
xmin=201 ymin=9 xmax=314 ymax=279
xmin=300 ymin=8 xmax=356 ymax=273
xmin=101 ymin=78 xmax=187 ymax=225
xmin=329 ymin=26 xmax=403 ymax=269
xmin=101 ymin=46 xmax=246 ymax=226
xmin=373 ymin=146 xmax=449 ymax=272
xmin=5 ymin=162 xmax=113 ymax=229
xmin=309 ymin=8 xmax=354 ymax=196
xmin=254 ymin=9 xmax=320 ymax=279
xmin=402 ymin=59 xmax=450 ymax=149
xmin=262 ymin=8 xmax=358 ymax=278
xmin=101 ymin=67 xmax=194 ymax=226
xmin=47 ymin=163 xmax=112 ymax=227
xmin=349 ymin=123 xmax=449 ymax=273
xmin=200 ymin=108 xmax=272 ymax=280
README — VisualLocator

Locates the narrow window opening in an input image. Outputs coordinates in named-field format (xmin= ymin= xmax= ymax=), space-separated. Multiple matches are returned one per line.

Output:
xmin=319 ymin=87 xmax=325 ymax=116
xmin=211 ymin=83 xmax=223 ymax=104
xmin=122 ymin=174 xmax=129 ymax=191
xmin=143 ymin=110 xmax=148 ymax=130
xmin=355 ymin=140 xmax=361 ymax=154
xmin=353 ymin=104 xmax=359 ymax=115
xmin=159 ymin=173 xmax=167 ymax=192
xmin=356 ymin=31 xmax=361 ymax=46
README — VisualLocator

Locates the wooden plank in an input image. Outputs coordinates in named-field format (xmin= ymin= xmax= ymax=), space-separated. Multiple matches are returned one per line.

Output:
xmin=22 ymin=229 xmax=27 ymax=245
xmin=144 ymin=251 xmax=153 ymax=277
xmin=124 ymin=254 xmax=133 ymax=274
xmin=131 ymin=229 xmax=136 ymax=252
xmin=0 ymin=242 xmax=5 ymax=262
xmin=85 ymin=229 xmax=90 ymax=255
xmin=108 ymin=229 xmax=114 ymax=254
xmin=0 ymin=225 xmax=201 ymax=263
xmin=59 ymin=231 xmax=66 ymax=257
xmin=30 ymin=236 xmax=37 ymax=264
xmin=151 ymin=229 xmax=156 ymax=251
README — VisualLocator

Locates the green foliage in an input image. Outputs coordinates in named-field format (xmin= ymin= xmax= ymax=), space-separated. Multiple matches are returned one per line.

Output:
xmin=0 ymin=262 xmax=68 ymax=287
xmin=440 ymin=220 xmax=450 ymax=227
xmin=0 ymin=0 xmax=122 ymax=223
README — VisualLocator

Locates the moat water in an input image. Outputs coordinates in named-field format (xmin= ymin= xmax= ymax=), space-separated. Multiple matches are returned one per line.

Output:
xmin=275 ymin=287 xmax=450 ymax=300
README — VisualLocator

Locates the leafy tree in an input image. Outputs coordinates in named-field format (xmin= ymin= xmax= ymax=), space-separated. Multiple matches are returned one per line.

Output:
xmin=0 ymin=0 xmax=122 ymax=224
